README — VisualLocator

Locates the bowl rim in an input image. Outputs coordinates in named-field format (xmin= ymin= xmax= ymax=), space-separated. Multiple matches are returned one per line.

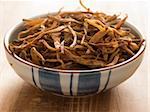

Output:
xmin=4 ymin=13 xmax=146 ymax=73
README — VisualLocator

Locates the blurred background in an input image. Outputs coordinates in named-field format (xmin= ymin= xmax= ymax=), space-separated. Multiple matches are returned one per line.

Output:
xmin=0 ymin=0 xmax=149 ymax=112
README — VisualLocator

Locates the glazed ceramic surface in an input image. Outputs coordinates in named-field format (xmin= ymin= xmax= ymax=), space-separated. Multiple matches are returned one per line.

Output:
xmin=4 ymin=14 xmax=146 ymax=96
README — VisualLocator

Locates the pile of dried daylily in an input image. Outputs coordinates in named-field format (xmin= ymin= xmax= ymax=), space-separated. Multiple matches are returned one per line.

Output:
xmin=9 ymin=0 xmax=144 ymax=70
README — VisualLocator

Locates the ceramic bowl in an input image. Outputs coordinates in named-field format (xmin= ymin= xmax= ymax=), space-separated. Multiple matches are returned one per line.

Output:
xmin=4 ymin=13 xmax=146 ymax=97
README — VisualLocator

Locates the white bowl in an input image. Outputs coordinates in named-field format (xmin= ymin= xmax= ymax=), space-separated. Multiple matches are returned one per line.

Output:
xmin=4 ymin=13 xmax=146 ymax=97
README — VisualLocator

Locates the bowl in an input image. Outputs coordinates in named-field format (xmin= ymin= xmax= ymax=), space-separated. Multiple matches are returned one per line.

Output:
xmin=4 ymin=13 xmax=146 ymax=97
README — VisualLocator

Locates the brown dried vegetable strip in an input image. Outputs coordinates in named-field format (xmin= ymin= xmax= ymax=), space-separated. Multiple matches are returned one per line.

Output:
xmin=30 ymin=47 xmax=45 ymax=65
xmin=115 ymin=15 xmax=128 ymax=29
xmin=106 ymin=54 xmax=120 ymax=66
xmin=64 ymin=49 xmax=106 ymax=68
xmin=39 ymin=39 xmax=58 ymax=51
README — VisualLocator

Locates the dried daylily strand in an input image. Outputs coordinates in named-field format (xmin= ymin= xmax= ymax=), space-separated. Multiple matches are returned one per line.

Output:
xmin=85 ymin=19 xmax=106 ymax=31
xmin=89 ymin=30 xmax=107 ymax=43
xmin=81 ymin=28 xmax=87 ymax=44
xmin=105 ymin=14 xmax=118 ymax=22
xmin=19 ymin=31 xmax=41 ymax=41
xmin=39 ymin=39 xmax=58 ymax=51
xmin=30 ymin=47 xmax=45 ymax=65
xmin=138 ymin=39 xmax=145 ymax=47
xmin=51 ymin=33 xmax=61 ymax=49
xmin=46 ymin=59 xmax=64 ymax=67
xmin=85 ymin=49 xmax=91 ymax=54
xmin=48 ymin=15 xmax=82 ymax=24
xmin=129 ymin=42 xmax=139 ymax=51
xmin=106 ymin=54 xmax=120 ymax=66
xmin=18 ymin=24 xmax=40 ymax=39
xmin=79 ymin=0 xmax=91 ymax=12
xmin=55 ymin=62 xmax=73 ymax=69
xmin=67 ymin=25 xmax=78 ymax=47
xmin=82 ymin=42 xmax=95 ymax=53
xmin=64 ymin=49 xmax=106 ymax=68
xmin=122 ymin=45 xmax=135 ymax=56
xmin=48 ymin=21 xmax=58 ymax=30
xmin=23 ymin=18 xmax=46 ymax=27
xmin=115 ymin=15 xmax=128 ymax=29
xmin=60 ymin=40 xmax=65 ymax=53
xmin=108 ymin=48 xmax=120 ymax=63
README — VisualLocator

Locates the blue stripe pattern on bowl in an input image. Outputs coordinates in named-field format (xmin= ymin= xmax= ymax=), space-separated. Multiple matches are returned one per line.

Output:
xmin=39 ymin=68 xmax=63 ymax=95
xmin=31 ymin=66 xmax=112 ymax=96
xmin=77 ymin=71 xmax=101 ymax=95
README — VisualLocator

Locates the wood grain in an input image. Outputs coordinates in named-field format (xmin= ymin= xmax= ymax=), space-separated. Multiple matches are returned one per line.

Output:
xmin=0 ymin=1 xmax=149 ymax=112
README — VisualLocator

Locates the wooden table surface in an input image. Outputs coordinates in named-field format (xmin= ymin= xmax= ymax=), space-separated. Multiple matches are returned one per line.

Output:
xmin=0 ymin=0 xmax=149 ymax=112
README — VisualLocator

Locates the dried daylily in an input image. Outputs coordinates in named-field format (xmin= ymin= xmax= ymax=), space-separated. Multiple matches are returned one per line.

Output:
xmin=39 ymin=39 xmax=58 ymax=51
xmin=30 ymin=47 xmax=45 ymax=65
xmin=115 ymin=15 xmax=128 ymax=29
xmin=85 ymin=19 xmax=106 ymax=31
xmin=108 ymin=48 xmax=120 ymax=63
xmin=106 ymin=54 xmax=120 ymax=66
xmin=105 ymin=14 xmax=118 ymax=22
xmin=82 ymin=42 xmax=95 ymax=53
xmin=60 ymin=40 xmax=65 ymax=53
xmin=67 ymin=25 xmax=78 ymax=47
xmin=51 ymin=32 xmax=61 ymax=49
xmin=48 ymin=15 xmax=82 ymax=24
xmin=81 ymin=28 xmax=87 ymax=44
xmin=129 ymin=42 xmax=139 ymax=51
xmin=23 ymin=18 xmax=46 ymax=27
xmin=89 ymin=30 xmax=107 ymax=43
xmin=122 ymin=45 xmax=135 ymax=56
xmin=9 ymin=0 xmax=144 ymax=70
xmin=64 ymin=49 xmax=106 ymax=68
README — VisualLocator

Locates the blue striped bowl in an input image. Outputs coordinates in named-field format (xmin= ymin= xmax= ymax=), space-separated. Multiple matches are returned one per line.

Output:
xmin=4 ymin=14 xmax=146 ymax=97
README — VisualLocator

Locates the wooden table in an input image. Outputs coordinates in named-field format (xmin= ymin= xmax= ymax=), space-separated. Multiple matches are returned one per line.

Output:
xmin=0 ymin=1 xmax=149 ymax=112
